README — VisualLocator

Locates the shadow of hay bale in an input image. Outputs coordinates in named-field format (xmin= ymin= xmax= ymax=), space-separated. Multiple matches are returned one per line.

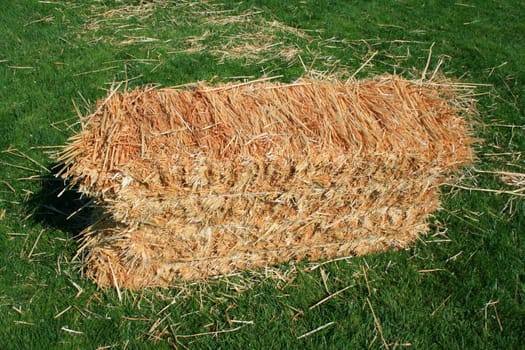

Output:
xmin=25 ymin=168 xmax=94 ymax=236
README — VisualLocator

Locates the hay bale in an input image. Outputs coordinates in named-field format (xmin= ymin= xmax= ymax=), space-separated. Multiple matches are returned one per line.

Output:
xmin=58 ymin=75 xmax=476 ymax=288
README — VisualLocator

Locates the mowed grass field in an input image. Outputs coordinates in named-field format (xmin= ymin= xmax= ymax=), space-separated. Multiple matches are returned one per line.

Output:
xmin=0 ymin=0 xmax=523 ymax=349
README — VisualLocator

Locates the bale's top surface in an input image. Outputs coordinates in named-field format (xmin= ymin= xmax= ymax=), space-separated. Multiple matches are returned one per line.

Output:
xmin=58 ymin=75 xmax=475 ymax=197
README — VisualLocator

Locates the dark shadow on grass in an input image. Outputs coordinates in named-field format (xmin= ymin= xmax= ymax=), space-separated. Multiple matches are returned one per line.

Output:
xmin=26 ymin=169 xmax=94 ymax=236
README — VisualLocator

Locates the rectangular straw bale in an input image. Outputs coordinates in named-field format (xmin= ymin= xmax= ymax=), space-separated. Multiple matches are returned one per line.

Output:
xmin=58 ymin=75 xmax=476 ymax=288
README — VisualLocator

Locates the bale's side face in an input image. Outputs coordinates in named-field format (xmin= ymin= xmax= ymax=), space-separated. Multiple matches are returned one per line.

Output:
xmin=59 ymin=75 xmax=476 ymax=288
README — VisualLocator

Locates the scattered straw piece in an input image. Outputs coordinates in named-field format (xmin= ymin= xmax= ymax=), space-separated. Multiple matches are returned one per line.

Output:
xmin=418 ymin=268 xmax=447 ymax=273
xmin=484 ymin=300 xmax=504 ymax=332
xmin=431 ymin=295 xmax=452 ymax=316
xmin=297 ymin=321 xmax=336 ymax=340
xmin=175 ymin=325 xmax=246 ymax=339
xmin=27 ymin=229 xmax=45 ymax=259
xmin=54 ymin=306 xmax=73 ymax=319
xmin=0 ymin=180 xmax=16 ymax=193
xmin=108 ymin=260 xmax=122 ymax=302
xmin=366 ymin=298 xmax=389 ymax=350
xmin=3 ymin=146 xmax=49 ymax=172
xmin=449 ymin=184 xmax=525 ymax=198
xmin=61 ymin=326 xmax=84 ymax=335
xmin=69 ymin=279 xmax=84 ymax=298
xmin=309 ymin=284 xmax=355 ymax=310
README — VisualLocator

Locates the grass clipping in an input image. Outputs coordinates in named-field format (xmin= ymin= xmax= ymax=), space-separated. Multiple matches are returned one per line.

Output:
xmin=58 ymin=75 xmax=476 ymax=288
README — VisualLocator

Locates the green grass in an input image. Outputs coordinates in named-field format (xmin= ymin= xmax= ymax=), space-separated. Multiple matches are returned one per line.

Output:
xmin=1 ymin=0 xmax=523 ymax=349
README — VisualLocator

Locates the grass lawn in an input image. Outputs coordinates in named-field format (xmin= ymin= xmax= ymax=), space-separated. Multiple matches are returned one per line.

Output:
xmin=0 ymin=0 xmax=523 ymax=348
